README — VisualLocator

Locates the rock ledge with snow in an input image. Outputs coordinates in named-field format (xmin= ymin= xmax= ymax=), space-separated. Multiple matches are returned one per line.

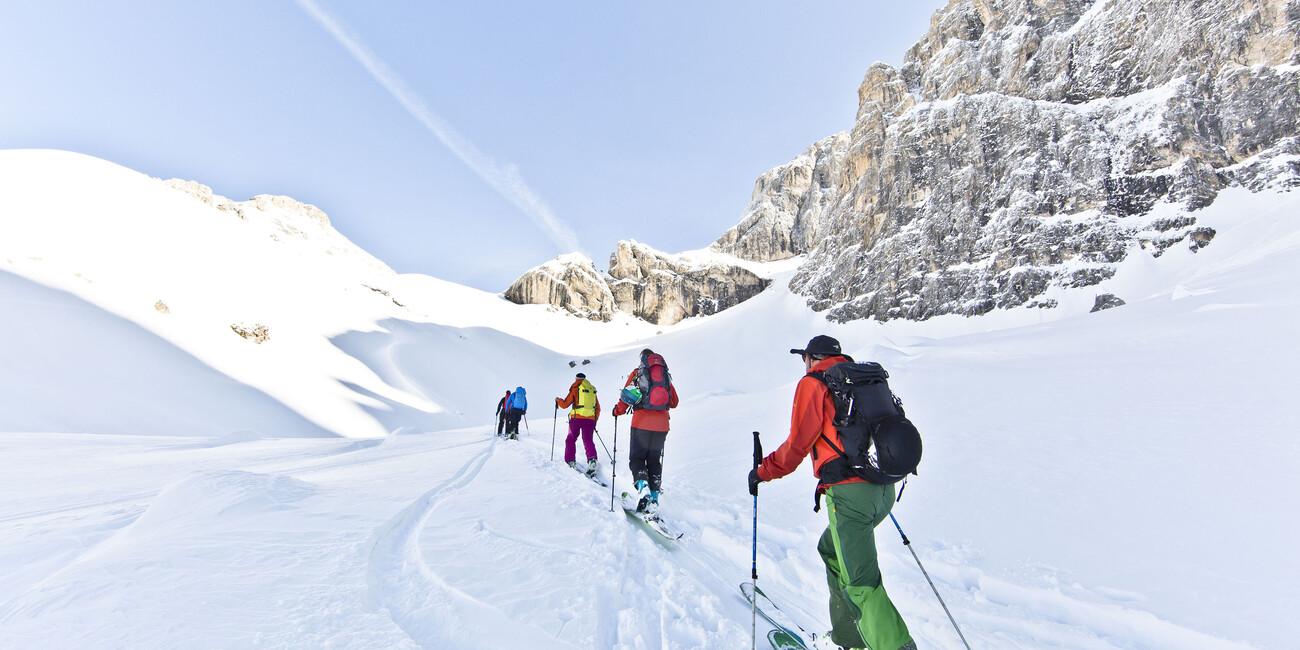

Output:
xmin=504 ymin=241 xmax=770 ymax=325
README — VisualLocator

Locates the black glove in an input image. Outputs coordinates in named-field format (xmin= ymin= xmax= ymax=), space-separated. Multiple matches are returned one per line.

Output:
xmin=748 ymin=468 xmax=762 ymax=496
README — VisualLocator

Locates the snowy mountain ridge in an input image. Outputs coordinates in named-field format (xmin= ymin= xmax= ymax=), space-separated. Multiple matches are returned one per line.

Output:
xmin=715 ymin=0 xmax=1300 ymax=323
xmin=0 ymin=149 xmax=666 ymax=438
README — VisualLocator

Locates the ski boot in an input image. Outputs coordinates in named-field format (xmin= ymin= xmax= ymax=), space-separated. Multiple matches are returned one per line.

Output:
xmin=566 ymin=460 xmax=578 ymax=471
xmin=585 ymin=458 xmax=598 ymax=478
xmin=634 ymin=479 xmax=650 ymax=512
xmin=643 ymin=490 xmax=660 ymax=517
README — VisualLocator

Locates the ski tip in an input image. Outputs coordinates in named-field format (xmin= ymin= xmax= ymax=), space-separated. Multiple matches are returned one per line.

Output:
xmin=767 ymin=629 xmax=808 ymax=650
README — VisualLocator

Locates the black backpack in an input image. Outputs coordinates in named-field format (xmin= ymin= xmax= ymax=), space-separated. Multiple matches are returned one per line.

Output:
xmin=811 ymin=361 xmax=922 ymax=487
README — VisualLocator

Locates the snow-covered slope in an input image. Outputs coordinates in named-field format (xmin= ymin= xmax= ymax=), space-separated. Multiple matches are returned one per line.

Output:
xmin=1 ymin=150 xmax=1297 ymax=648
xmin=0 ymin=150 xmax=664 ymax=438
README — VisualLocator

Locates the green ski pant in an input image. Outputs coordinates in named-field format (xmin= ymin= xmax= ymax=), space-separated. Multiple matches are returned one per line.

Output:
xmin=818 ymin=482 xmax=912 ymax=650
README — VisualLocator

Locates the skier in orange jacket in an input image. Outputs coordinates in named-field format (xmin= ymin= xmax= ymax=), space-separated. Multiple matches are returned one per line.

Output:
xmin=555 ymin=372 xmax=601 ymax=477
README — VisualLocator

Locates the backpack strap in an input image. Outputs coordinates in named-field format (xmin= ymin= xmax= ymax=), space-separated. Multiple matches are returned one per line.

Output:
xmin=805 ymin=371 xmax=850 ymax=460
xmin=806 ymin=371 xmax=847 ymax=513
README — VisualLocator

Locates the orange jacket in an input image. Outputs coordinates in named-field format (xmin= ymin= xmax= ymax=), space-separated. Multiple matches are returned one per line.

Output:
xmin=612 ymin=368 xmax=679 ymax=432
xmin=756 ymin=355 xmax=863 ymax=489
xmin=555 ymin=378 xmax=600 ymax=421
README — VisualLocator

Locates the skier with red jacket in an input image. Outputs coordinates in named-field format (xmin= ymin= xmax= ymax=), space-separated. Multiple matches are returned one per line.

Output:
xmin=748 ymin=335 xmax=916 ymax=650
xmin=612 ymin=348 xmax=679 ymax=515
xmin=494 ymin=390 xmax=511 ymax=438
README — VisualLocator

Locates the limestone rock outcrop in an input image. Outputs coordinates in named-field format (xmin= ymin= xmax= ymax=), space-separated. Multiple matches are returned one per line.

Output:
xmin=163 ymin=179 xmax=331 ymax=228
xmin=504 ymin=242 xmax=770 ymax=326
xmin=711 ymin=134 xmax=849 ymax=262
xmin=606 ymin=241 xmax=770 ymax=325
xmin=504 ymin=254 xmax=618 ymax=322
xmin=712 ymin=0 xmax=1300 ymax=321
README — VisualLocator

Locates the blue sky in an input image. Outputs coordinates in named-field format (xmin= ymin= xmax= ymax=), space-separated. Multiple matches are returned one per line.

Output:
xmin=2 ymin=0 xmax=947 ymax=291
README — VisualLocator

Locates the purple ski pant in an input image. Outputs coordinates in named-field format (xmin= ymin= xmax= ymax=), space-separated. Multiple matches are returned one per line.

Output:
xmin=564 ymin=417 xmax=597 ymax=463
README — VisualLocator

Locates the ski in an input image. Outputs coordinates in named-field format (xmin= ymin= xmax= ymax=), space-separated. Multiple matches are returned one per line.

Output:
xmin=580 ymin=469 xmax=608 ymax=488
xmin=741 ymin=582 xmax=813 ymax=649
xmin=620 ymin=492 xmax=683 ymax=541
xmin=563 ymin=463 xmax=609 ymax=487
xmin=768 ymin=629 xmax=805 ymax=650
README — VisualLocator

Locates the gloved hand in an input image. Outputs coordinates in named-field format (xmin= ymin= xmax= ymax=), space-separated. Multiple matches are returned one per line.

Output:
xmin=612 ymin=402 xmax=628 ymax=417
xmin=555 ymin=397 xmax=563 ymax=407
xmin=748 ymin=468 xmax=763 ymax=496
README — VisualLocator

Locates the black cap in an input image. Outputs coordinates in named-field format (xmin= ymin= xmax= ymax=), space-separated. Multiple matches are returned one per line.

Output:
xmin=790 ymin=335 xmax=841 ymax=357
xmin=575 ymin=372 xmax=586 ymax=379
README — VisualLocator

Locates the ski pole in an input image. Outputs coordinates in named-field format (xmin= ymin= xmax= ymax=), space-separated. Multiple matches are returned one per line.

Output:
xmin=889 ymin=513 xmax=971 ymax=650
xmin=751 ymin=430 xmax=762 ymax=650
xmin=609 ymin=416 xmax=619 ymax=512
xmin=593 ymin=428 xmax=612 ymax=462
xmin=524 ymin=413 xmax=531 ymax=436
xmin=551 ymin=405 xmax=558 ymax=460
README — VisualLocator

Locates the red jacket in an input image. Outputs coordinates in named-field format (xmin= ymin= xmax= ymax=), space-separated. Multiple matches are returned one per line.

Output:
xmin=612 ymin=368 xmax=679 ymax=432
xmin=756 ymin=355 xmax=863 ymax=489
xmin=555 ymin=378 xmax=601 ymax=421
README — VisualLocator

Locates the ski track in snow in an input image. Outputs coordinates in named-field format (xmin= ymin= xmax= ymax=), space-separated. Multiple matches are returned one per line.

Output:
xmin=367 ymin=425 xmax=752 ymax=650
xmin=364 ymin=434 xmax=515 ymax=649
xmin=372 ymin=425 xmax=1252 ymax=650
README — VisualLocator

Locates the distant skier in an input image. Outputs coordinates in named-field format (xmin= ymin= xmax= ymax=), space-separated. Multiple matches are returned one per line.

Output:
xmin=504 ymin=386 xmax=527 ymax=440
xmin=748 ymin=336 xmax=917 ymax=650
xmin=555 ymin=373 xmax=601 ymax=477
xmin=495 ymin=389 xmax=511 ymax=438
xmin=611 ymin=349 xmax=678 ymax=515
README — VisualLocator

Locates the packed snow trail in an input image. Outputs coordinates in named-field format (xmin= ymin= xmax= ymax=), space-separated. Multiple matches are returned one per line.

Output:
xmin=403 ymin=427 xmax=752 ymax=649
xmin=0 ymin=422 xmax=1273 ymax=649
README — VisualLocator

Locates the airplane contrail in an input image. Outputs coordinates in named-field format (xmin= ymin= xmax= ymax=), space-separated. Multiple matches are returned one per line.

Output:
xmin=294 ymin=0 xmax=582 ymax=256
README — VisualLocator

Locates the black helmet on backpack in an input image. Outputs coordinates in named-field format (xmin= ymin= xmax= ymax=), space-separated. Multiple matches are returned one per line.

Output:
xmin=866 ymin=414 xmax=922 ymax=480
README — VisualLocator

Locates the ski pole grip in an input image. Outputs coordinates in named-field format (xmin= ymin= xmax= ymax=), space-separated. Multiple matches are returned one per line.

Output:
xmin=752 ymin=431 xmax=762 ymax=469
xmin=889 ymin=513 xmax=911 ymax=546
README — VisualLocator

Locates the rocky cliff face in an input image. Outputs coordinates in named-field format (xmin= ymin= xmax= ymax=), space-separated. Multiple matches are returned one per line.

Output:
xmin=711 ymin=133 xmax=849 ymax=262
xmin=712 ymin=0 xmax=1300 ymax=321
xmin=505 ymin=242 xmax=769 ymax=326
xmin=606 ymin=241 xmax=770 ymax=325
xmin=503 ymin=254 xmax=618 ymax=322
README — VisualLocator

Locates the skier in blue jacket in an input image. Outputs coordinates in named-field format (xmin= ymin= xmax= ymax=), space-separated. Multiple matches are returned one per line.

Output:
xmin=503 ymin=387 xmax=527 ymax=440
